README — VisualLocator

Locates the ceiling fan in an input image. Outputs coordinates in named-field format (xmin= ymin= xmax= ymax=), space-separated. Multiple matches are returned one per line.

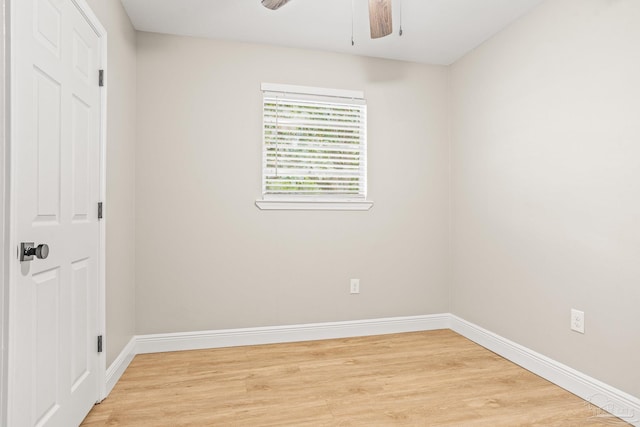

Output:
xmin=261 ymin=0 xmax=393 ymax=39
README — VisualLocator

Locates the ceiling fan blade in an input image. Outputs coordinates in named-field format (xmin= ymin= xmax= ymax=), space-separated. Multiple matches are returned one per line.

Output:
xmin=368 ymin=0 xmax=393 ymax=39
xmin=261 ymin=0 xmax=292 ymax=10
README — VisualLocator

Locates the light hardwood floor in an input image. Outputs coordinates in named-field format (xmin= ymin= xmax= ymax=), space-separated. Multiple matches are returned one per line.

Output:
xmin=81 ymin=330 xmax=628 ymax=426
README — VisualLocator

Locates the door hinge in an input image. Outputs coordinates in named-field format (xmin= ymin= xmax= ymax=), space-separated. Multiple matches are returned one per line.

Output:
xmin=97 ymin=335 xmax=103 ymax=353
xmin=98 ymin=202 xmax=103 ymax=219
xmin=99 ymin=69 xmax=104 ymax=87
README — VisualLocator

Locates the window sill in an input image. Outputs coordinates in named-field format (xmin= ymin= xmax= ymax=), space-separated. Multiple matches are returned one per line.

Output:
xmin=255 ymin=199 xmax=374 ymax=211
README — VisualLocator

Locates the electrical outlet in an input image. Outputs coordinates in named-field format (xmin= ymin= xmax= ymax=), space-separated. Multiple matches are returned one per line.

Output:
xmin=571 ymin=309 xmax=585 ymax=334
xmin=350 ymin=279 xmax=360 ymax=294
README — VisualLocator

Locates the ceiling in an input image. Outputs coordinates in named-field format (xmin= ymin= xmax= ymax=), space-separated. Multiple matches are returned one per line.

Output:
xmin=120 ymin=0 xmax=544 ymax=65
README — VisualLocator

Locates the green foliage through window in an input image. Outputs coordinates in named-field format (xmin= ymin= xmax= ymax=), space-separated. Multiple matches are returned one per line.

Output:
xmin=262 ymin=92 xmax=367 ymax=198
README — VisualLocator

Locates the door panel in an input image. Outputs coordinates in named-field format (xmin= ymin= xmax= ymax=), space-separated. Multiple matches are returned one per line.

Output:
xmin=70 ymin=258 xmax=90 ymax=391
xmin=71 ymin=95 xmax=91 ymax=221
xmin=34 ymin=267 xmax=61 ymax=425
xmin=35 ymin=0 xmax=62 ymax=57
xmin=11 ymin=0 xmax=102 ymax=425
xmin=34 ymin=68 xmax=62 ymax=222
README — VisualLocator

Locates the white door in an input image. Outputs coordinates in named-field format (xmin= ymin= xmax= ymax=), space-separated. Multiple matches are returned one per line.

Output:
xmin=9 ymin=0 xmax=103 ymax=425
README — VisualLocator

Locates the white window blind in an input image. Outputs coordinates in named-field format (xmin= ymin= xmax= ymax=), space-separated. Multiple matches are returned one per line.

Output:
xmin=261 ymin=83 xmax=367 ymax=200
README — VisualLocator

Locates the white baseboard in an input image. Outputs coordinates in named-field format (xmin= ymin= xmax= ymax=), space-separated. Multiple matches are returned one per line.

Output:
xmin=450 ymin=315 xmax=640 ymax=426
xmin=105 ymin=336 xmax=136 ymax=396
xmin=135 ymin=314 xmax=450 ymax=354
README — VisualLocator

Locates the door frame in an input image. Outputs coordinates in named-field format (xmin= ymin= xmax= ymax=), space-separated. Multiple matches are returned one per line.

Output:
xmin=3 ymin=0 xmax=108 ymax=423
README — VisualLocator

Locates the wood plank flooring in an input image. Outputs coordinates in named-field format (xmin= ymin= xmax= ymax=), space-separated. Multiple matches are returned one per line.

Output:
xmin=81 ymin=329 xmax=628 ymax=426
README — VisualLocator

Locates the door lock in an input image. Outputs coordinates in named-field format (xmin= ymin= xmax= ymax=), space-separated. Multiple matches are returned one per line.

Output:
xmin=20 ymin=242 xmax=49 ymax=262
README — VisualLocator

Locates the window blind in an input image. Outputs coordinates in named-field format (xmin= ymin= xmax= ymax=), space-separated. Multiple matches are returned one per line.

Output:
xmin=262 ymin=85 xmax=367 ymax=199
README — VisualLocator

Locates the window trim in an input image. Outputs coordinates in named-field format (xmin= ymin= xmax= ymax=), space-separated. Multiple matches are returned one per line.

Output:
xmin=261 ymin=83 xmax=364 ymax=103
xmin=255 ymin=199 xmax=374 ymax=211
xmin=256 ymin=83 xmax=374 ymax=211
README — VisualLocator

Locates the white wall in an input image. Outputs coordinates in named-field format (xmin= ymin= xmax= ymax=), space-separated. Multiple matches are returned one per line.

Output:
xmin=84 ymin=0 xmax=137 ymax=367
xmin=135 ymin=32 xmax=451 ymax=334
xmin=451 ymin=0 xmax=640 ymax=397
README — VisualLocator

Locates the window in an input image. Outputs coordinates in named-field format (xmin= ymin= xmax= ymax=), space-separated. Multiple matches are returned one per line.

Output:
xmin=256 ymin=83 xmax=373 ymax=211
